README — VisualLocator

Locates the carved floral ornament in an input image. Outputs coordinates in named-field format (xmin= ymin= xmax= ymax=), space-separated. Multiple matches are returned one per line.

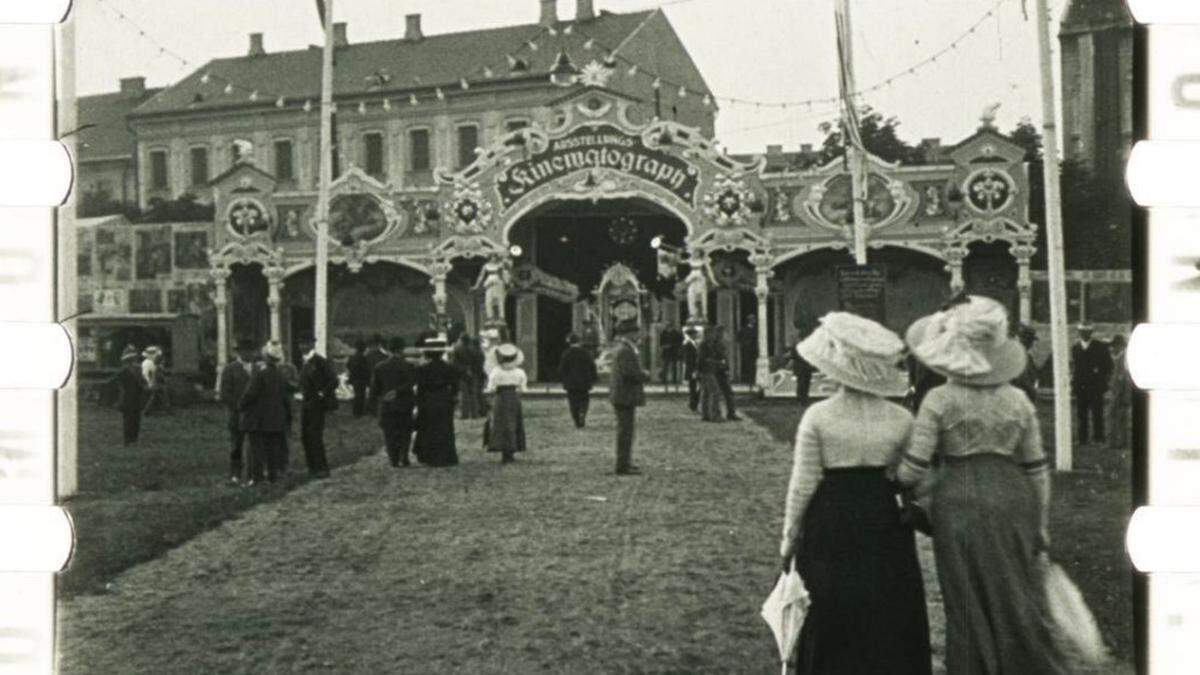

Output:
xmin=226 ymin=197 xmax=272 ymax=238
xmin=430 ymin=234 xmax=508 ymax=262
xmin=209 ymin=238 xmax=284 ymax=269
xmin=944 ymin=215 xmax=1034 ymax=246
xmin=702 ymin=174 xmax=759 ymax=228
xmin=442 ymin=182 xmax=495 ymax=235
xmin=963 ymin=168 xmax=1016 ymax=214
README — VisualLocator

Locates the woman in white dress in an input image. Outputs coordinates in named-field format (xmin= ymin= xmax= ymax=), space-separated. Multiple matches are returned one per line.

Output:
xmin=484 ymin=344 xmax=527 ymax=464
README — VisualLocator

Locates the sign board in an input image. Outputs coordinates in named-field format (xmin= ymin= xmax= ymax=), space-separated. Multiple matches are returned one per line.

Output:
xmin=495 ymin=124 xmax=699 ymax=209
xmin=836 ymin=265 xmax=887 ymax=324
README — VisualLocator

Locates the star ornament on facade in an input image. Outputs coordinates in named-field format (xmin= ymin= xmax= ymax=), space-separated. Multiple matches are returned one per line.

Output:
xmin=578 ymin=60 xmax=613 ymax=88
xmin=233 ymin=204 xmax=260 ymax=230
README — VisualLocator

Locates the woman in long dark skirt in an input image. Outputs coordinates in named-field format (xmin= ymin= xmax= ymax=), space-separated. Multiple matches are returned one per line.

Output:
xmin=484 ymin=343 xmax=527 ymax=463
xmin=413 ymin=339 xmax=459 ymax=467
xmin=900 ymin=295 xmax=1069 ymax=674
xmin=779 ymin=312 xmax=931 ymax=675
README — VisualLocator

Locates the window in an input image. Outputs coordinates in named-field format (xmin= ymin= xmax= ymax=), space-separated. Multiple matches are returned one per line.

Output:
xmin=149 ymin=149 xmax=169 ymax=190
xmin=274 ymin=139 xmax=294 ymax=181
xmin=408 ymin=128 xmax=431 ymax=172
xmin=363 ymin=132 xmax=385 ymax=178
xmin=505 ymin=118 xmax=530 ymax=133
xmin=457 ymin=124 xmax=479 ymax=169
xmin=189 ymin=146 xmax=209 ymax=186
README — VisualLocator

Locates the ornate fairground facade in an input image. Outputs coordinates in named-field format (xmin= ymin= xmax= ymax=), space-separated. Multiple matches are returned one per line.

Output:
xmin=74 ymin=4 xmax=1066 ymax=389
xmin=194 ymin=86 xmax=1035 ymax=386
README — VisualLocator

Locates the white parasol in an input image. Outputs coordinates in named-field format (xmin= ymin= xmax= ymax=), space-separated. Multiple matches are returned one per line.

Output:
xmin=761 ymin=560 xmax=810 ymax=674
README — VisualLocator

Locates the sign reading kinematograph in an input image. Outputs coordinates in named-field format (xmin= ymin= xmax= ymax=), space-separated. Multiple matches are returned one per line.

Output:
xmin=495 ymin=124 xmax=699 ymax=209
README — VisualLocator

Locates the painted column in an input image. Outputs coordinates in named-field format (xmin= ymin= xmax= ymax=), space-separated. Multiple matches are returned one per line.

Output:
xmin=945 ymin=245 xmax=968 ymax=294
xmin=751 ymin=251 xmax=775 ymax=389
xmin=266 ymin=265 xmax=284 ymax=343
xmin=516 ymin=292 xmax=538 ymax=381
xmin=717 ymin=288 xmax=737 ymax=379
xmin=430 ymin=258 xmax=453 ymax=338
xmin=212 ymin=266 xmax=231 ymax=389
xmin=1012 ymin=243 xmax=1036 ymax=325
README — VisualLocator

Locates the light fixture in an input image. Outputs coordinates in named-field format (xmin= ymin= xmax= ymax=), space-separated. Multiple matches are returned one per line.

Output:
xmin=550 ymin=48 xmax=580 ymax=87
xmin=509 ymin=244 xmax=523 ymax=257
xmin=650 ymin=235 xmax=664 ymax=250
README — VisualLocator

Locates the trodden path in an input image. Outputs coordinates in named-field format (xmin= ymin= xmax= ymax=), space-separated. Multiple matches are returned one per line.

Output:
xmin=58 ymin=399 xmax=946 ymax=674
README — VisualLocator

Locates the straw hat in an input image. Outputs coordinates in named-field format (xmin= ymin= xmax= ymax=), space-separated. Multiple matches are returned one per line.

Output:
xmin=495 ymin=343 xmax=524 ymax=369
xmin=905 ymin=295 xmax=1027 ymax=386
xmin=795 ymin=312 xmax=909 ymax=398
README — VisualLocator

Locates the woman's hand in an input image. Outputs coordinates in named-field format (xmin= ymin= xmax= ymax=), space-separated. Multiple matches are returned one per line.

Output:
xmin=779 ymin=540 xmax=796 ymax=571
xmin=1036 ymin=525 xmax=1051 ymax=555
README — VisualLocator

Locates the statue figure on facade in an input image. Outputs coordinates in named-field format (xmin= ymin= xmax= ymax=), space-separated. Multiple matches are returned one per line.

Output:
xmin=475 ymin=253 xmax=511 ymax=321
xmin=684 ymin=261 xmax=712 ymax=323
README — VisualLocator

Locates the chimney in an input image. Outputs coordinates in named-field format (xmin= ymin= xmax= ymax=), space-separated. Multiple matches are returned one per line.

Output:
xmin=539 ymin=0 xmax=558 ymax=26
xmin=766 ymin=144 xmax=782 ymax=155
xmin=248 ymin=33 xmax=265 ymax=56
xmin=921 ymin=137 xmax=941 ymax=149
xmin=576 ymin=0 xmax=595 ymax=20
xmin=119 ymin=76 xmax=146 ymax=97
xmin=800 ymin=143 xmax=813 ymax=154
xmin=333 ymin=22 xmax=348 ymax=47
xmin=404 ymin=14 xmax=423 ymax=40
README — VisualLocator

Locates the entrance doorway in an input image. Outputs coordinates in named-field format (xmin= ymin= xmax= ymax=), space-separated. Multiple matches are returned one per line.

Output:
xmin=507 ymin=197 xmax=689 ymax=381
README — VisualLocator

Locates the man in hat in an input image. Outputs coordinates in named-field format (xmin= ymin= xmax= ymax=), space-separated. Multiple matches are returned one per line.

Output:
xmin=370 ymin=337 xmax=418 ymax=467
xmin=700 ymin=324 xmax=741 ymax=421
xmin=364 ymin=333 xmax=389 ymax=416
xmin=788 ymin=337 xmax=815 ymax=406
xmin=609 ymin=319 xmax=651 ymax=475
xmin=239 ymin=341 xmax=290 ymax=484
xmin=1071 ymin=323 xmax=1113 ymax=445
xmin=116 ymin=345 xmax=148 ymax=445
xmin=1013 ymin=324 xmax=1040 ymax=404
xmin=558 ymin=333 xmax=598 ymax=429
xmin=681 ymin=325 xmax=702 ymax=412
xmin=298 ymin=337 xmax=339 ymax=478
xmin=346 ymin=338 xmax=372 ymax=418
xmin=219 ymin=338 xmax=257 ymax=483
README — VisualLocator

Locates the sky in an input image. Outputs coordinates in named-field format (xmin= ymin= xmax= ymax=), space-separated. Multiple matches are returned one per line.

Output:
xmin=73 ymin=0 xmax=1071 ymax=153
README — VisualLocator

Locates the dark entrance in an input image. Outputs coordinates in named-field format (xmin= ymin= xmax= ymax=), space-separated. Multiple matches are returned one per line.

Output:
xmin=508 ymin=197 xmax=689 ymax=381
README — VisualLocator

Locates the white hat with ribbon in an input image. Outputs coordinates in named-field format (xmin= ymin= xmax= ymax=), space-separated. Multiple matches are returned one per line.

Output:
xmin=796 ymin=312 xmax=909 ymax=398
xmin=905 ymin=295 xmax=1027 ymax=386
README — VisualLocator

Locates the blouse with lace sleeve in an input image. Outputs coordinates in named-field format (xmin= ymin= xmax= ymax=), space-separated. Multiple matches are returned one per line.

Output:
xmin=898 ymin=382 xmax=1047 ymax=485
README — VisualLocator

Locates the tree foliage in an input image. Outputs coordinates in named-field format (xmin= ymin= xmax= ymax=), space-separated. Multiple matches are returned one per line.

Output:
xmin=816 ymin=107 xmax=928 ymax=167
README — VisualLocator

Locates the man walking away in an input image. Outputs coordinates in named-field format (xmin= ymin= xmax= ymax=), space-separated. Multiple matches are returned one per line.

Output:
xmin=116 ymin=345 xmax=147 ymax=445
xmin=346 ymin=339 xmax=371 ymax=417
xmin=682 ymin=325 xmax=701 ymax=412
xmin=609 ymin=319 xmax=650 ymax=475
xmin=787 ymin=337 xmax=814 ymax=406
xmin=219 ymin=338 xmax=256 ymax=483
xmin=702 ymin=324 xmax=741 ymax=421
xmin=1013 ymin=324 xmax=1040 ymax=404
xmin=364 ymin=333 xmax=388 ymax=416
xmin=1072 ymin=323 xmax=1113 ymax=445
xmin=277 ymin=349 xmax=301 ymax=475
xmin=370 ymin=337 xmax=418 ymax=467
xmin=239 ymin=341 xmax=290 ymax=485
xmin=299 ymin=337 xmax=339 ymax=478
xmin=559 ymin=334 xmax=598 ymax=428
xmin=1106 ymin=334 xmax=1132 ymax=449
xmin=660 ymin=324 xmax=683 ymax=388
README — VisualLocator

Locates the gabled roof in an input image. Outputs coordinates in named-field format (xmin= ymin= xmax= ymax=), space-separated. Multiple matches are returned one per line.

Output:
xmin=131 ymin=10 xmax=709 ymax=118
xmin=77 ymin=88 xmax=162 ymax=160
xmin=1060 ymin=0 xmax=1134 ymax=35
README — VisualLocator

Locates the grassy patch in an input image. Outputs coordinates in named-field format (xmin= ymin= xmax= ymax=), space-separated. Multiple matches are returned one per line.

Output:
xmin=61 ymin=402 xmax=383 ymax=597
xmin=741 ymin=396 xmax=1135 ymax=664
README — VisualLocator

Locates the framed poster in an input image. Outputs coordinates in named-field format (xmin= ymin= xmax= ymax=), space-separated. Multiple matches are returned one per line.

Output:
xmin=836 ymin=265 xmax=887 ymax=324
xmin=136 ymin=227 xmax=172 ymax=280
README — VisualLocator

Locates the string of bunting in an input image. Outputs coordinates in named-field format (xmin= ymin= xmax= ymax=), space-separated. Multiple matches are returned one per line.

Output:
xmin=96 ymin=0 xmax=1008 ymax=116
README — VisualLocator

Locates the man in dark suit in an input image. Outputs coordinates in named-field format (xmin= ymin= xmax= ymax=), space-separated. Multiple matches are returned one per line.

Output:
xmin=1072 ymin=323 xmax=1113 ymax=444
xmin=238 ymin=341 xmax=290 ymax=485
xmin=115 ymin=345 xmax=147 ymax=445
xmin=681 ymin=326 xmax=701 ymax=412
xmin=788 ymin=339 xmax=814 ymax=406
xmin=364 ymin=333 xmax=389 ymax=416
xmin=609 ymin=320 xmax=651 ymax=476
xmin=559 ymin=333 xmax=598 ymax=428
xmin=298 ymin=337 xmax=339 ymax=478
xmin=701 ymin=324 xmax=741 ymax=421
xmin=370 ymin=337 xmax=418 ymax=467
xmin=218 ymin=338 xmax=256 ymax=483
xmin=346 ymin=339 xmax=371 ymax=417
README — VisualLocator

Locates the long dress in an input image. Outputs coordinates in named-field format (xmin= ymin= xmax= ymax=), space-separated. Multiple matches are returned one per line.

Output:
xmin=484 ymin=366 xmax=527 ymax=457
xmin=782 ymin=389 xmax=931 ymax=675
xmin=412 ymin=358 xmax=459 ymax=467
xmin=900 ymin=383 xmax=1068 ymax=674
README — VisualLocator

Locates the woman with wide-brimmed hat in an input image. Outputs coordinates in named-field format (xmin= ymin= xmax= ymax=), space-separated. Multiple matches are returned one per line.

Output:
xmin=898 ymin=295 xmax=1068 ymax=674
xmin=779 ymin=312 xmax=931 ymax=675
xmin=483 ymin=343 xmax=527 ymax=463
xmin=412 ymin=337 xmax=460 ymax=467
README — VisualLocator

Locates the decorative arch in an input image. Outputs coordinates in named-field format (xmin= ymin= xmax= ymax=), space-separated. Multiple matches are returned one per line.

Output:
xmin=281 ymin=254 xmax=430 ymax=280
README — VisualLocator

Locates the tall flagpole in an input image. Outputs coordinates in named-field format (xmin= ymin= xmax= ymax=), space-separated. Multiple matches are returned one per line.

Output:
xmin=1034 ymin=0 xmax=1073 ymax=469
xmin=835 ymin=0 xmax=868 ymax=264
xmin=314 ymin=0 xmax=335 ymax=355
